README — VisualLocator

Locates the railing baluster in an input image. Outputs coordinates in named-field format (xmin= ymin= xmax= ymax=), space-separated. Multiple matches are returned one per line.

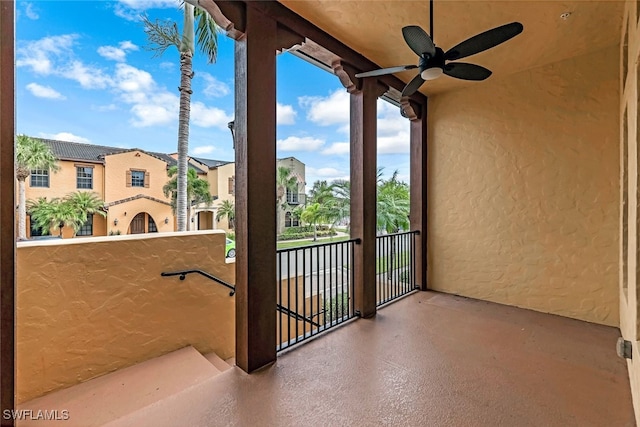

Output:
xmin=275 ymin=238 xmax=362 ymax=352
xmin=373 ymin=231 xmax=420 ymax=308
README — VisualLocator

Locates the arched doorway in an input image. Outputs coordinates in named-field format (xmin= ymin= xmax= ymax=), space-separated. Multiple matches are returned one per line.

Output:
xmin=128 ymin=212 xmax=157 ymax=234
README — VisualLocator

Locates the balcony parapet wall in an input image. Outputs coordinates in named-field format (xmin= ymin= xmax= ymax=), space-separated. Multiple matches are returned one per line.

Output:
xmin=16 ymin=231 xmax=235 ymax=403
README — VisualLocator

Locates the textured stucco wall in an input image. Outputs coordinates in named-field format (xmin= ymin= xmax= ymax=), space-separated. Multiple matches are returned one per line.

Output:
xmin=428 ymin=46 xmax=620 ymax=326
xmin=104 ymin=150 xmax=169 ymax=202
xmin=107 ymin=197 xmax=174 ymax=235
xmin=619 ymin=1 xmax=640 ymax=423
xmin=16 ymin=231 xmax=235 ymax=403
xmin=25 ymin=161 xmax=105 ymax=200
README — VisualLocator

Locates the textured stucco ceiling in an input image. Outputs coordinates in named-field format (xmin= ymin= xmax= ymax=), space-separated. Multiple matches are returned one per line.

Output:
xmin=279 ymin=1 xmax=624 ymax=95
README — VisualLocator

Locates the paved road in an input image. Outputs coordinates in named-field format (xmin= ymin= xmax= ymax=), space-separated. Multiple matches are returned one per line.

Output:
xmin=276 ymin=233 xmax=414 ymax=279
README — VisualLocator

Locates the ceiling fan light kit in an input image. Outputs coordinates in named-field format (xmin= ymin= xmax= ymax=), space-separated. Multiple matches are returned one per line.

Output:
xmin=355 ymin=0 xmax=524 ymax=97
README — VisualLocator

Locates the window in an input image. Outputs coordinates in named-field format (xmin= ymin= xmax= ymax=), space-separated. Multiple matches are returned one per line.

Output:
xmin=148 ymin=216 xmax=158 ymax=233
xmin=286 ymin=187 xmax=299 ymax=204
xmin=131 ymin=170 xmax=145 ymax=187
xmin=228 ymin=176 xmax=235 ymax=195
xmin=30 ymin=169 xmax=49 ymax=187
xmin=284 ymin=212 xmax=299 ymax=228
xmin=76 ymin=166 xmax=93 ymax=189
xmin=77 ymin=214 xmax=93 ymax=236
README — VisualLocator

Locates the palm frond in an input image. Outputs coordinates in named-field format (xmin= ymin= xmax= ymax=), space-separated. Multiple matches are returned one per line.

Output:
xmin=142 ymin=14 xmax=181 ymax=57
xmin=194 ymin=7 xmax=219 ymax=63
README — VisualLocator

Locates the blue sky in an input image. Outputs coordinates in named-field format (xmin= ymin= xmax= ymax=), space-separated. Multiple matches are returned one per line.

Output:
xmin=15 ymin=0 xmax=410 ymax=187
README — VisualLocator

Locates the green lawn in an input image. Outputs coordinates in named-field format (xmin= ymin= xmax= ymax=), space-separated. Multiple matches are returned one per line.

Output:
xmin=277 ymin=235 xmax=350 ymax=250
xmin=376 ymin=250 xmax=410 ymax=274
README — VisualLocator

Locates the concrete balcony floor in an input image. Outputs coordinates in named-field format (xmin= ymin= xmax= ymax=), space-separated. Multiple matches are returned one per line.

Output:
xmin=133 ymin=291 xmax=633 ymax=427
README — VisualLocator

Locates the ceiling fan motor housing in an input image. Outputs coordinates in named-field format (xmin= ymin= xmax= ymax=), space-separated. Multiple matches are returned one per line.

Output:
xmin=420 ymin=47 xmax=445 ymax=72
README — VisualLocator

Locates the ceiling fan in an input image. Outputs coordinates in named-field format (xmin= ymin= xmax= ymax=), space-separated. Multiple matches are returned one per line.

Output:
xmin=355 ymin=0 xmax=523 ymax=97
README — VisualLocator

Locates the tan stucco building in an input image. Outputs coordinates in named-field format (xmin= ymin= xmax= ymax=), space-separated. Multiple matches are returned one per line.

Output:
xmin=25 ymin=138 xmax=307 ymax=237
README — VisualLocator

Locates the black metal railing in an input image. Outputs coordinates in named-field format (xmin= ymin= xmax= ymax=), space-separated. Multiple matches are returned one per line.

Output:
xmin=276 ymin=238 xmax=360 ymax=352
xmin=161 ymin=269 xmax=236 ymax=296
xmin=376 ymin=230 xmax=419 ymax=307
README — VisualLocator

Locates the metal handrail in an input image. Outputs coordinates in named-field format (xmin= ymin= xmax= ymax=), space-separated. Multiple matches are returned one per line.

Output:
xmin=276 ymin=237 xmax=361 ymax=254
xmin=277 ymin=304 xmax=321 ymax=327
xmin=161 ymin=270 xmax=236 ymax=296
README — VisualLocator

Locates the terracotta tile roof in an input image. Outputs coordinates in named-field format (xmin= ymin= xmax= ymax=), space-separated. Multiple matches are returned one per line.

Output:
xmin=191 ymin=157 xmax=232 ymax=169
xmin=34 ymin=138 xmax=205 ymax=173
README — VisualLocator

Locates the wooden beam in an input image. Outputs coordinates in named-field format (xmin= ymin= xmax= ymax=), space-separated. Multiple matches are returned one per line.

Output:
xmin=0 ymin=1 xmax=15 ymax=424
xmin=350 ymin=78 xmax=387 ymax=318
xmin=234 ymin=6 xmax=278 ymax=372
xmin=405 ymin=98 xmax=428 ymax=291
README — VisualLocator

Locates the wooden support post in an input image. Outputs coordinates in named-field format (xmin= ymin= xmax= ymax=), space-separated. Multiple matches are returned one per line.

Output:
xmin=234 ymin=6 xmax=278 ymax=372
xmin=0 ymin=1 xmax=15 ymax=424
xmin=349 ymin=76 xmax=387 ymax=318
xmin=403 ymin=98 xmax=428 ymax=291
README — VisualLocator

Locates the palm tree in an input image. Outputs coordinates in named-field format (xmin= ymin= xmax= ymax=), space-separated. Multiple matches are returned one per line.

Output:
xmin=215 ymin=199 xmax=235 ymax=230
xmin=376 ymin=170 xmax=410 ymax=279
xmin=276 ymin=166 xmax=298 ymax=234
xmin=27 ymin=197 xmax=82 ymax=237
xmin=65 ymin=191 xmax=107 ymax=234
xmin=15 ymin=135 xmax=60 ymax=240
xmin=143 ymin=5 xmax=219 ymax=232
xmin=27 ymin=197 xmax=56 ymax=237
xmin=163 ymin=165 xmax=213 ymax=227
xmin=27 ymin=192 xmax=106 ymax=238
xmin=301 ymin=203 xmax=324 ymax=241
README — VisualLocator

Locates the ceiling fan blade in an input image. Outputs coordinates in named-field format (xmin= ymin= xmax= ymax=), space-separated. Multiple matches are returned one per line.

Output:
xmin=355 ymin=65 xmax=418 ymax=78
xmin=401 ymin=73 xmax=426 ymax=97
xmin=443 ymin=62 xmax=492 ymax=80
xmin=402 ymin=26 xmax=436 ymax=57
xmin=444 ymin=22 xmax=523 ymax=61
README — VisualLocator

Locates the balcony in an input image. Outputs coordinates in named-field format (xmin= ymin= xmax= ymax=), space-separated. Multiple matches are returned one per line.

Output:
xmin=16 ymin=289 xmax=633 ymax=426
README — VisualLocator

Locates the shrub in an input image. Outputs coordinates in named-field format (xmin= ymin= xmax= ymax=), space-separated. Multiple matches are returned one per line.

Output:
xmin=323 ymin=293 xmax=350 ymax=323
xmin=277 ymin=230 xmax=337 ymax=241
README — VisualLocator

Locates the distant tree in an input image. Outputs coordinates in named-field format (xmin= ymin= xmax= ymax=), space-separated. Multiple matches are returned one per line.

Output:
xmin=376 ymin=170 xmax=409 ymax=234
xmin=143 ymin=4 xmax=219 ymax=231
xmin=16 ymin=135 xmax=59 ymax=240
xmin=28 ymin=192 xmax=106 ymax=238
xmin=216 ymin=199 xmax=235 ymax=230
xmin=300 ymin=202 xmax=325 ymax=241
xmin=65 ymin=191 xmax=107 ymax=223
xmin=163 ymin=166 xmax=212 ymax=227
xmin=376 ymin=170 xmax=410 ymax=279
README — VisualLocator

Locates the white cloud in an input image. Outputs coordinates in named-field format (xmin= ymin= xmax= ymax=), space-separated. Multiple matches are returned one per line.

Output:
xmin=18 ymin=34 xmax=233 ymax=130
xmin=306 ymin=166 xmax=349 ymax=183
xmin=321 ymin=142 xmax=349 ymax=155
xmin=24 ymin=3 xmax=39 ymax=20
xmin=26 ymin=83 xmax=65 ymax=100
xmin=98 ymin=41 xmax=139 ymax=62
xmin=130 ymin=104 xmax=175 ymax=127
xmin=114 ymin=0 xmax=179 ymax=21
xmin=114 ymin=63 xmax=154 ymax=93
xmin=277 ymin=136 xmax=324 ymax=152
xmin=160 ymin=62 xmax=174 ymax=70
xmin=277 ymin=103 xmax=296 ymax=125
xmin=192 ymin=145 xmax=216 ymax=155
xmin=92 ymin=104 xmax=118 ymax=112
xmin=377 ymin=99 xmax=410 ymax=154
xmin=16 ymin=34 xmax=77 ymax=75
xmin=299 ymin=89 xmax=349 ymax=127
xmin=39 ymin=132 xmax=91 ymax=144
xmin=191 ymin=102 xmax=234 ymax=128
xmin=200 ymin=72 xmax=230 ymax=98
xmin=62 ymin=61 xmax=112 ymax=89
